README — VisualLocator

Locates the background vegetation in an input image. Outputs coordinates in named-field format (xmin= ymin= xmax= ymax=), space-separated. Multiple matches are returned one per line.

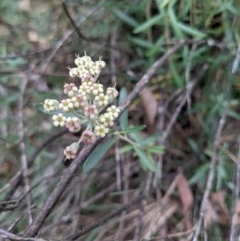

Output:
xmin=0 ymin=0 xmax=240 ymax=240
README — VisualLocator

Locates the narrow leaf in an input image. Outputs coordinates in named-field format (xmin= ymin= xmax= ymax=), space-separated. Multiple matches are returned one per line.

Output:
xmin=111 ymin=9 xmax=139 ymax=27
xmin=117 ymin=125 xmax=146 ymax=134
xmin=119 ymin=144 xmax=133 ymax=154
xmin=119 ymin=88 xmax=128 ymax=130
xmin=82 ymin=137 xmax=117 ymax=173
xmin=177 ymin=22 xmax=206 ymax=38
xmin=128 ymin=37 xmax=153 ymax=49
xmin=168 ymin=8 xmax=183 ymax=37
xmin=142 ymin=133 xmax=162 ymax=145
xmin=147 ymin=145 xmax=165 ymax=154
xmin=133 ymin=146 xmax=157 ymax=172
xmin=134 ymin=14 xmax=163 ymax=33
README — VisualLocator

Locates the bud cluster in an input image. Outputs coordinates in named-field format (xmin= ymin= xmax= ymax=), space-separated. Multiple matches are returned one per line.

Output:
xmin=43 ymin=53 xmax=120 ymax=160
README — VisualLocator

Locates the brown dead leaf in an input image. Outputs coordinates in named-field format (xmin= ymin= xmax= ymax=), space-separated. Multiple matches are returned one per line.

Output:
xmin=210 ymin=191 xmax=230 ymax=225
xmin=0 ymin=160 xmax=14 ymax=178
xmin=140 ymin=87 xmax=158 ymax=134
xmin=176 ymin=172 xmax=193 ymax=229
xmin=204 ymin=191 xmax=230 ymax=227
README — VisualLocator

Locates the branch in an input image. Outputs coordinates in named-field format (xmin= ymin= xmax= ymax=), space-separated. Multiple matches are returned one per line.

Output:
xmin=62 ymin=2 xmax=97 ymax=41
xmin=162 ymin=64 xmax=209 ymax=142
xmin=119 ymin=40 xmax=185 ymax=114
xmin=192 ymin=113 xmax=227 ymax=241
xmin=18 ymin=68 xmax=34 ymax=224
xmin=0 ymin=228 xmax=47 ymax=241
xmin=3 ymin=129 xmax=67 ymax=200
xmin=229 ymin=137 xmax=240 ymax=241
xmin=68 ymin=194 xmax=144 ymax=240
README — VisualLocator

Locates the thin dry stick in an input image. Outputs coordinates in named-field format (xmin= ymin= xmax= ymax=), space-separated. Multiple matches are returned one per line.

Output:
xmin=115 ymin=141 xmax=122 ymax=191
xmin=23 ymin=140 xmax=101 ymax=237
xmin=229 ymin=137 xmax=240 ymax=241
xmin=41 ymin=1 xmax=104 ymax=74
xmin=18 ymin=70 xmax=33 ymax=224
xmin=3 ymin=129 xmax=67 ymax=200
xmin=192 ymin=113 xmax=227 ymax=241
xmin=119 ymin=40 xmax=185 ymax=114
xmin=231 ymin=43 xmax=240 ymax=74
xmin=114 ymin=151 xmax=130 ymax=241
xmin=110 ymin=28 xmax=117 ymax=85
xmin=162 ymin=64 xmax=209 ymax=143
xmin=69 ymin=194 xmax=144 ymax=240
xmin=61 ymin=2 xmax=98 ymax=42
xmin=23 ymin=41 xmax=185 ymax=238
xmin=0 ymin=228 xmax=47 ymax=241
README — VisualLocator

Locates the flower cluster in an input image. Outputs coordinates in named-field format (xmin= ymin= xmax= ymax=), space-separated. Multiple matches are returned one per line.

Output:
xmin=43 ymin=53 xmax=120 ymax=160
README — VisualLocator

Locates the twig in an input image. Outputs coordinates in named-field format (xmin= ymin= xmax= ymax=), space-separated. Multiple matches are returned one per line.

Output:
xmin=162 ymin=64 xmax=209 ymax=143
xmin=80 ymin=182 xmax=116 ymax=209
xmin=3 ymin=129 xmax=67 ymax=200
xmin=119 ymin=40 xmax=185 ymax=114
xmin=229 ymin=137 xmax=240 ymax=241
xmin=40 ymin=1 xmax=104 ymax=74
xmin=61 ymin=2 xmax=97 ymax=42
xmin=185 ymin=43 xmax=198 ymax=109
xmin=23 ymin=41 xmax=185 ymax=237
xmin=231 ymin=43 xmax=240 ymax=74
xmin=0 ymin=229 xmax=47 ymax=241
xmin=192 ymin=113 xmax=227 ymax=241
xmin=110 ymin=28 xmax=118 ymax=85
xmin=68 ymin=194 xmax=144 ymax=240
xmin=18 ymin=67 xmax=34 ymax=224
xmin=115 ymin=142 xmax=122 ymax=191
xmin=23 ymin=139 xmax=103 ymax=237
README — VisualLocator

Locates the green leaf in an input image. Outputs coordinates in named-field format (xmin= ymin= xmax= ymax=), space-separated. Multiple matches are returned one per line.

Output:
xmin=118 ymin=125 xmax=146 ymax=134
xmin=188 ymin=163 xmax=210 ymax=185
xmin=133 ymin=146 xmax=157 ymax=172
xmin=119 ymin=144 xmax=133 ymax=154
xmin=128 ymin=37 xmax=154 ymax=49
xmin=169 ymin=58 xmax=184 ymax=88
xmin=146 ymin=145 xmax=165 ymax=154
xmin=142 ymin=133 xmax=162 ymax=145
xmin=129 ymin=132 xmax=143 ymax=144
xmin=6 ymin=57 xmax=26 ymax=67
xmin=177 ymin=22 xmax=206 ymax=38
xmin=0 ymin=135 xmax=19 ymax=144
xmin=82 ymin=137 xmax=117 ymax=173
xmin=134 ymin=14 xmax=163 ymax=33
xmin=168 ymin=8 xmax=183 ymax=38
xmin=147 ymin=36 xmax=165 ymax=56
xmin=111 ymin=9 xmax=139 ymax=27
xmin=119 ymin=88 xmax=128 ymax=130
xmin=226 ymin=109 xmax=240 ymax=120
xmin=159 ymin=0 xmax=171 ymax=8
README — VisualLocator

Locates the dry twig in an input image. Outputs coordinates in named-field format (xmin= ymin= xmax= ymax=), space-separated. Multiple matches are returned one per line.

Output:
xmin=3 ymin=129 xmax=67 ymax=200
xmin=18 ymin=67 xmax=34 ymax=224
xmin=192 ymin=113 xmax=227 ymax=241
xmin=68 ymin=194 xmax=144 ymax=240
xmin=229 ymin=137 xmax=240 ymax=241
xmin=0 ymin=229 xmax=47 ymax=241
